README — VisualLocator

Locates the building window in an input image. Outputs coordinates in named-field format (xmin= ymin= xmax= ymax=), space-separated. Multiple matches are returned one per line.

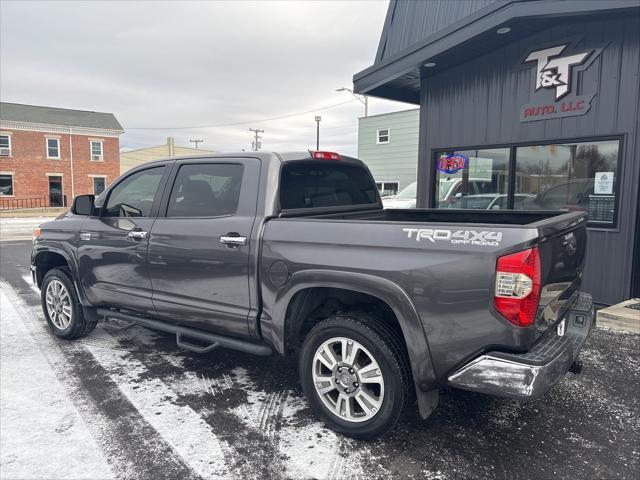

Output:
xmin=435 ymin=148 xmax=510 ymax=209
xmin=377 ymin=128 xmax=390 ymax=144
xmin=91 ymin=140 xmax=103 ymax=161
xmin=375 ymin=181 xmax=400 ymax=197
xmin=93 ymin=176 xmax=106 ymax=195
xmin=0 ymin=135 xmax=11 ymax=156
xmin=433 ymin=139 xmax=620 ymax=227
xmin=0 ymin=174 xmax=14 ymax=196
xmin=514 ymin=140 xmax=619 ymax=226
xmin=46 ymin=138 xmax=60 ymax=159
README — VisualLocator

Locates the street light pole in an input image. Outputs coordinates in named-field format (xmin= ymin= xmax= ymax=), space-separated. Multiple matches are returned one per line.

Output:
xmin=315 ymin=115 xmax=321 ymax=150
xmin=336 ymin=87 xmax=368 ymax=117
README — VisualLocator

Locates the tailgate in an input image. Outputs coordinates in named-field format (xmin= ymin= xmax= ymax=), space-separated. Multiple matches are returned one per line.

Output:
xmin=534 ymin=212 xmax=588 ymax=334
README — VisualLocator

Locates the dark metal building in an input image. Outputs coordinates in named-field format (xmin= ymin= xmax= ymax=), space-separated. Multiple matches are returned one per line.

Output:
xmin=354 ymin=0 xmax=640 ymax=305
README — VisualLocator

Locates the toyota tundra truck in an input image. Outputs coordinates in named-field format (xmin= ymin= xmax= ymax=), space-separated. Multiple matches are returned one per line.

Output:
xmin=31 ymin=151 xmax=594 ymax=439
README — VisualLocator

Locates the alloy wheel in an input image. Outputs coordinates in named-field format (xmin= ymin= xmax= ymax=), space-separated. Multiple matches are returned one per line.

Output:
xmin=312 ymin=336 xmax=385 ymax=423
xmin=45 ymin=279 xmax=72 ymax=330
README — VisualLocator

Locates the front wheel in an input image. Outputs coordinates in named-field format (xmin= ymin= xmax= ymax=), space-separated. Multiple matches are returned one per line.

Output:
xmin=299 ymin=313 xmax=412 ymax=439
xmin=41 ymin=268 xmax=97 ymax=340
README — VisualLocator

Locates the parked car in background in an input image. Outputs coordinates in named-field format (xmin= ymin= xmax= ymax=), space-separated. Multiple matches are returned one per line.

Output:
xmin=382 ymin=181 xmax=417 ymax=209
xmin=451 ymin=193 xmax=536 ymax=210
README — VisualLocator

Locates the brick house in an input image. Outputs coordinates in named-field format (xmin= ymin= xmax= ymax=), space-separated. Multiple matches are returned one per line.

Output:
xmin=0 ymin=102 xmax=123 ymax=208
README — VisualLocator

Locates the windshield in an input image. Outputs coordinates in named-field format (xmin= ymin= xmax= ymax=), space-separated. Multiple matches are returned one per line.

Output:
xmin=395 ymin=182 xmax=417 ymax=200
xmin=280 ymin=162 xmax=379 ymax=210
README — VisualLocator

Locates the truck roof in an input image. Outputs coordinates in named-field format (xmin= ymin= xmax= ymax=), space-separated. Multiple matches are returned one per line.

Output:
xmin=124 ymin=151 xmax=362 ymax=170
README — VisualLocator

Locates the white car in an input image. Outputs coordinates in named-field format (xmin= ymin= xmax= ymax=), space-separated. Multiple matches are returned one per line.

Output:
xmin=382 ymin=182 xmax=417 ymax=209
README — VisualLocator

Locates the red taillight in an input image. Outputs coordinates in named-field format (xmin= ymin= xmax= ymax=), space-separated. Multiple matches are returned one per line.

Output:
xmin=494 ymin=247 xmax=541 ymax=327
xmin=311 ymin=151 xmax=341 ymax=160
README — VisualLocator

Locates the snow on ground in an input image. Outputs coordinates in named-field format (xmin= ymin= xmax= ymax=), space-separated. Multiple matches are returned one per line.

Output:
xmin=1 ymin=244 xmax=638 ymax=480
xmin=0 ymin=288 xmax=113 ymax=480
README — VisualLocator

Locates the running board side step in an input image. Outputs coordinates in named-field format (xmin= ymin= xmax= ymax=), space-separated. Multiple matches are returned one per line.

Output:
xmin=96 ymin=308 xmax=272 ymax=356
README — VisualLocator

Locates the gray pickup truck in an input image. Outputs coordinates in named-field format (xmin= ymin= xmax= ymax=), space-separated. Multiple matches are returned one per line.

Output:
xmin=31 ymin=151 xmax=594 ymax=439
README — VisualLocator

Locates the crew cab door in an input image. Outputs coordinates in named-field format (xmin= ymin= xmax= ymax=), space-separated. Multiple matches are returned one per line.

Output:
xmin=148 ymin=158 xmax=260 ymax=337
xmin=77 ymin=165 xmax=169 ymax=314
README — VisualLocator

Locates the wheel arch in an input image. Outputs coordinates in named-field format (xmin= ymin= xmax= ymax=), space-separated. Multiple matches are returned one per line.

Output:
xmin=266 ymin=269 xmax=439 ymax=417
xmin=32 ymin=247 xmax=90 ymax=306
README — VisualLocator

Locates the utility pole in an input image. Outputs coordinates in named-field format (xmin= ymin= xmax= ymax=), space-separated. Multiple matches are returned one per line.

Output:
xmin=314 ymin=116 xmax=321 ymax=150
xmin=336 ymin=87 xmax=368 ymax=117
xmin=189 ymin=139 xmax=204 ymax=149
xmin=249 ymin=128 xmax=264 ymax=151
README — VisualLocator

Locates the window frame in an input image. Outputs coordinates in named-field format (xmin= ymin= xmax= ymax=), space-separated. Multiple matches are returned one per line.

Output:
xmin=430 ymin=135 xmax=624 ymax=230
xmin=99 ymin=165 xmax=168 ymax=218
xmin=163 ymin=162 xmax=245 ymax=219
xmin=0 ymin=172 xmax=14 ymax=196
xmin=376 ymin=128 xmax=390 ymax=144
xmin=91 ymin=175 xmax=107 ymax=195
xmin=46 ymin=137 xmax=61 ymax=159
xmin=376 ymin=180 xmax=400 ymax=197
xmin=0 ymin=134 xmax=12 ymax=156
xmin=90 ymin=140 xmax=104 ymax=161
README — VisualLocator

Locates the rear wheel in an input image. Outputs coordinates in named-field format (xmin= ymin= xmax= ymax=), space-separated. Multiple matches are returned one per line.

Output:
xmin=41 ymin=268 xmax=97 ymax=339
xmin=299 ymin=313 xmax=411 ymax=439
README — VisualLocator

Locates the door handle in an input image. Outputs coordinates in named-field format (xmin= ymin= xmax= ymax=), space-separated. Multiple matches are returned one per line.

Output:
xmin=127 ymin=230 xmax=148 ymax=240
xmin=219 ymin=235 xmax=247 ymax=247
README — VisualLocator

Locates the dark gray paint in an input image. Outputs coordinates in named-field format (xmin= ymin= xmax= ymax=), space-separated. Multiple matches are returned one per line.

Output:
xmin=416 ymin=15 xmax=640 ymax=305
xmin=376 ymin=0 xmax=499 ymax=63
xmin=32 ymin=151 xmax=590 ymax=418
xmin=353 ymin=0 xmax=639 ymax=104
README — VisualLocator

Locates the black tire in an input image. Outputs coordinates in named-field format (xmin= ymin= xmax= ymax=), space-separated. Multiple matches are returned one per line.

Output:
xmin=299 ymin=312 xmax=412 ymax=439
xmin=41 ymin=268 xmax=97 ymax=340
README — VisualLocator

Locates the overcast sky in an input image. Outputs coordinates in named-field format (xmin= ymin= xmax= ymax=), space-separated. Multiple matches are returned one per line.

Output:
xmin=0 ymin=0 xmax=413 ymax=156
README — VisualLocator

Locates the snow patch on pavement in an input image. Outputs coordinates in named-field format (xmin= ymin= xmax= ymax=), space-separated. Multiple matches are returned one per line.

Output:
xmin=82 ymin=330 xmax=232 ymax=480
xmin=0 ymin=288 xmax=114 ymax=480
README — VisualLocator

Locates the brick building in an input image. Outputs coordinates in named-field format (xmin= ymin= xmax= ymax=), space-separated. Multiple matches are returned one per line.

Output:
xmin=0 ymin=102 xmax=123 ymax=208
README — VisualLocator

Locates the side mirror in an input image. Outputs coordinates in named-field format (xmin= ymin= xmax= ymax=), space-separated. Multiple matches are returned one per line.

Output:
xmin=72 ymin=194 xmax=95 ymax=216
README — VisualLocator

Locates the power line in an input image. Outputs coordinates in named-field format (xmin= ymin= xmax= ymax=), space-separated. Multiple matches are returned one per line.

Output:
xmin=189 ymin=139 xmax=204 ymax=149
xmin=249 ymin=128 xmax=263 ymax=151
xmin=126 ymin=99 xmax=358 ymax=130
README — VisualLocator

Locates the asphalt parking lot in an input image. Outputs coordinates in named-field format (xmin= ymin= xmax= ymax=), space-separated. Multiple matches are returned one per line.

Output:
xmin=1 ymin=239 xmax=638 ymax=480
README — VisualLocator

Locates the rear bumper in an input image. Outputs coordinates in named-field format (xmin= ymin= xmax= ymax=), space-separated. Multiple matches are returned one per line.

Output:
xmin=448 ymin=292 xmax=594 ymax=399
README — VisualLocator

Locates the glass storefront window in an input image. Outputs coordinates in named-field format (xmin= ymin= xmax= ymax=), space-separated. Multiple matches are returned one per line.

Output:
xmin=433 ymin=139 xmax=619 ymax=227
xmin=515 ymin=140 xmax=619 ymax=225
xmin=434 ymin=148 xmax=510 ymax=209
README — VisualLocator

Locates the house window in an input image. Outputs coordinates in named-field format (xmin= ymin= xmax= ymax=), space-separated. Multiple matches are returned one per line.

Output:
xmin=0 ymin=135 xmax=11 ymax=156
xmin=375 ymin=181 xmax=399 ymax=197
xmin=93 ymin=176 xmax=106 ymax=195
xmin=377 ymin=128 xmax=390 ymax=144
xmin=0 ymin=174 xmax=13 ymax=196
xmin=46 ymin=138 xmax=60 ymax=159
xmin=433 ymin=139 xmax=620 ymax=227
xmin=90 ymin=140 xmax=103 ymax=161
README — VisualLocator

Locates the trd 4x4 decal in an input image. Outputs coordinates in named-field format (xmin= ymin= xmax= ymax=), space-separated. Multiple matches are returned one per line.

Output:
xmin=402 ymin=228 xmax=502 ymax=247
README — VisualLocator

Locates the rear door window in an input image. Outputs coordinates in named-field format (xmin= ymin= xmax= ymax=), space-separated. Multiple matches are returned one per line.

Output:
xmin=166 ymin=163 xmax=244 ymax=217
xmin=280 ymin=162 xmax=378 ymax=210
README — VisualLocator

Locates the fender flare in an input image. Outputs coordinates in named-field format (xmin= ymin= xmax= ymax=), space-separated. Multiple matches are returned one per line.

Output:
xmin=32 ymin=245 xmax=91 ymax=306
xmin=270 ymin=269 xmax=438 ymax=395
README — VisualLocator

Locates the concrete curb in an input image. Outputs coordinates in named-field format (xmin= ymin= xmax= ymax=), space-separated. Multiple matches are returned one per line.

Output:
xmin=596 ymin=299 xmax=640 ymax=334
